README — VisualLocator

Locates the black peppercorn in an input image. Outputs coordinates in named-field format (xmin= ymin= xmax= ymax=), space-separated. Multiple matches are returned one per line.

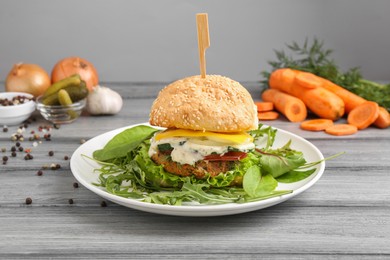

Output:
xmin=73 ymin=182 xmax=79 ymax=188
xmin=37 ymin=170 xmax=43 ymax=176
xmin=24 ymin=154 xmax=33 ymax=160
xmin=68 ymin=199 xmax=74 ymax=204
xmin=48 ymin=151 xmax=54 ymax=156
xmin=100 ymin=201 xmax=107 ymax=207
xmin=25 ymin=197 xmax=32 ymax=205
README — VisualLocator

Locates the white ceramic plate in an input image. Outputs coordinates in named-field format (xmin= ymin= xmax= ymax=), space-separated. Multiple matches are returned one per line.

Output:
xmin=70 ymin=123 xmax=325 ymax=217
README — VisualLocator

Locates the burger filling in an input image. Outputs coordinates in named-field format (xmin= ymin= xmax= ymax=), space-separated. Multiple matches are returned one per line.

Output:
xmin=148 ymin=130 xmax=255 ymax=179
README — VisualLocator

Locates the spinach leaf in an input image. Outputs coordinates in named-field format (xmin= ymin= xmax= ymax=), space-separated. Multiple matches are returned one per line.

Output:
xmin=259 ymin=140 xmax=306 ymax=178
xmin=276 ymin=168 xmax=316 ymax=183
xmin=243 ymin=166 xmax=278 ymax=198
xmin=93 ymin=125 xmax=158 ymax=162
xmin=243 ymin=165 xmax=261 ymax=197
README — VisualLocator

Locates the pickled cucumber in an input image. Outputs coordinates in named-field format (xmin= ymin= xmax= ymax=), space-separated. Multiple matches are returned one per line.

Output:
xmin=41 ymin=82 xmax=88 ymax=105
xmin=42 ymin=74 xmax=81 ymax=98
xmin=58 ymin=89 xmax=73 ymax=106
xmin=64 ymin=81 xmax=88 ymax=101
xmin=58 ymin=89 xmax=78 ymax=119
xmin=42 ymin=93 xmax=60 ymax=106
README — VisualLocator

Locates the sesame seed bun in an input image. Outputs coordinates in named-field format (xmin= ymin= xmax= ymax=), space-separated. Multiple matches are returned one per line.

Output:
xmin=149 ymin=75 xmax=258 ymax=132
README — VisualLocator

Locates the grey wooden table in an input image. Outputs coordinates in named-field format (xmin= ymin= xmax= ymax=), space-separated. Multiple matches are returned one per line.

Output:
xmin=1 ymin=83 xmax=389 ymax=259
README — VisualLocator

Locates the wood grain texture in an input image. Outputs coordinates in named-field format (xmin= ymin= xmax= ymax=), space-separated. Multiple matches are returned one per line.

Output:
xmin=0 ymin=83 xmax=389 ymax=259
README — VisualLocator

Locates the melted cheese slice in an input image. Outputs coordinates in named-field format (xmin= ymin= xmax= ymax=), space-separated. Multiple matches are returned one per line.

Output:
xmin=155 ymin=129 xmax=253 ymax=144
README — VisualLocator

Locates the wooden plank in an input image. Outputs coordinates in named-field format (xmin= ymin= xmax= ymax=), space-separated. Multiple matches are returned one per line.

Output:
xmin=0 ymin=207 xmax=389 ymax=257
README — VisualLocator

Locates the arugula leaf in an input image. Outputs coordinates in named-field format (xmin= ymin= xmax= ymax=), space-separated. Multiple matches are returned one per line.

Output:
xmin=248 ymin=124 xmax=277 ymax=149
xmin=181 ymin=182 xmax=237 ymax=204
xmin=93 ymin=125 xmax=158 ymax=161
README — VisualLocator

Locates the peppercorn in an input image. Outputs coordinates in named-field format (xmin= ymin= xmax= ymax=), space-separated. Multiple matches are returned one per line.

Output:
xmin=73 ymin=182 xmax=79 ymax=188
xmin=37 ymin=170 xmax=43 ymax=176
xmin=18 ymin=147 xmax=23 ymax=152
xmin=100 ymin=201 xmax=107 ymax=207
xmin=25 ymin=197 xmax=32 ymax=205
xmin=68 ymin=199 xmax=74 ymax=205
xmin=64 ymin=155 xmax=69 ymax=160
xmin=15 ymin=142 xmax=21 ymax=147
xmin=24 ymin=154 xmax=33 ymax=160
xmin=11 ymin=152 xmax=16 ymax=157
xmin=3 ymin=127 xmax=8 ymax=133
xmin=48 ymin=151 xmax=54 ymax=156
xmin=11 ymin=146 xmax=16 ymax=152
xmin=2 ymin=156 xmax=8 ymax=162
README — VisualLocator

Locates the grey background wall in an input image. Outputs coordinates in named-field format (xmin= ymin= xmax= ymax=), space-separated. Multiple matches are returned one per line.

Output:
xmin=1 ymin=0 xmax=389 ymax=85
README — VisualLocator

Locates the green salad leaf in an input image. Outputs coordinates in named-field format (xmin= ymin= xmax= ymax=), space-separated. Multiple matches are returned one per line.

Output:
xmin=93 ymin=125 xmax=158 ymax=161
xmin=258 ymin=140 xmax=306 ymax=178
xmin=276 ymin=168 xmax=316 ymax=183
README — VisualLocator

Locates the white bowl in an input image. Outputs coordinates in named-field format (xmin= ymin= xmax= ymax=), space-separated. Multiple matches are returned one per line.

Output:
xmin=0 ymin=92 xmax=36 ymax=126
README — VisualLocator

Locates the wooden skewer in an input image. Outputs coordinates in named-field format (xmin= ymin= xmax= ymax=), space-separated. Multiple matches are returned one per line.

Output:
xmin=196 ymin=13 xmax=210 ymax=78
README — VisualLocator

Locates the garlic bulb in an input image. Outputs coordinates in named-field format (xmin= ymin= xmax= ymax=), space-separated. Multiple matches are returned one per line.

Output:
xmin=86 ymin=85 xmax=123 ymax=115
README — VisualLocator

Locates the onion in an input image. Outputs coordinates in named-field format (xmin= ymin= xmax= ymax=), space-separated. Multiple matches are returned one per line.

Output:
xmin=51 ymin=57 xmax=99 ymax=91
xmin=6 ymin=63 xmax=51 ymax=97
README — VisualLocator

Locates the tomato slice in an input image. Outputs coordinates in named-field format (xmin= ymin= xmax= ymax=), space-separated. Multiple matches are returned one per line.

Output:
xmin=204 ymin=151 xmax=248 ymax=161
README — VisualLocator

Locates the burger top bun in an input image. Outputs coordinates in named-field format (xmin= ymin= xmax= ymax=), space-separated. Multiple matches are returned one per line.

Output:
xmin=149 ymin=75 xmax=258 ymax=133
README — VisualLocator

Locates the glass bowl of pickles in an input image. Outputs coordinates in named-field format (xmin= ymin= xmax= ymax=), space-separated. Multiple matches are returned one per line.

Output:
xmin=36 ymin=75 xmax=88 ymax=124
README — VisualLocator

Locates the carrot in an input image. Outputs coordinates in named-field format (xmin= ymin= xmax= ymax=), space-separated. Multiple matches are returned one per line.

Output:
xmin=373 ymin=107 xmax=390 ymax=129
xmin=320 ymin=78 xmax=389 ymax=129
xmin=258 ymin=111 xmax=279 ymax=120
xmin=293 ymin=71 xmax=322 ymax=89
xmin=325 ymin=124 xmax=358 ymax=136
xmin=255 ymin=101 xmax=274 ymax=112
xmin=261 ymin=89 xmax=307 ymax=122
xmin=347 ymin=101 xmax=379 ymax=130
xmin=300 ymin=119 xmax=334 ymax=131
xmin=320 ymin=78 xmax=366 ymax=113
xmin=269 ymin=68 xmax=345 ymax=120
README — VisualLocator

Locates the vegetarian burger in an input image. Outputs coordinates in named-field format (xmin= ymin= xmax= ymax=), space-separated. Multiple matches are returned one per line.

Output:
xmin=148 ymin=75 xmax=258 ymax=186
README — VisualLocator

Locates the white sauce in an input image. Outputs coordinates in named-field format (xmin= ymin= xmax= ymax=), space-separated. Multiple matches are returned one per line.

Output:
xmin=149 ymin=136 xmax=255 ymax=166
